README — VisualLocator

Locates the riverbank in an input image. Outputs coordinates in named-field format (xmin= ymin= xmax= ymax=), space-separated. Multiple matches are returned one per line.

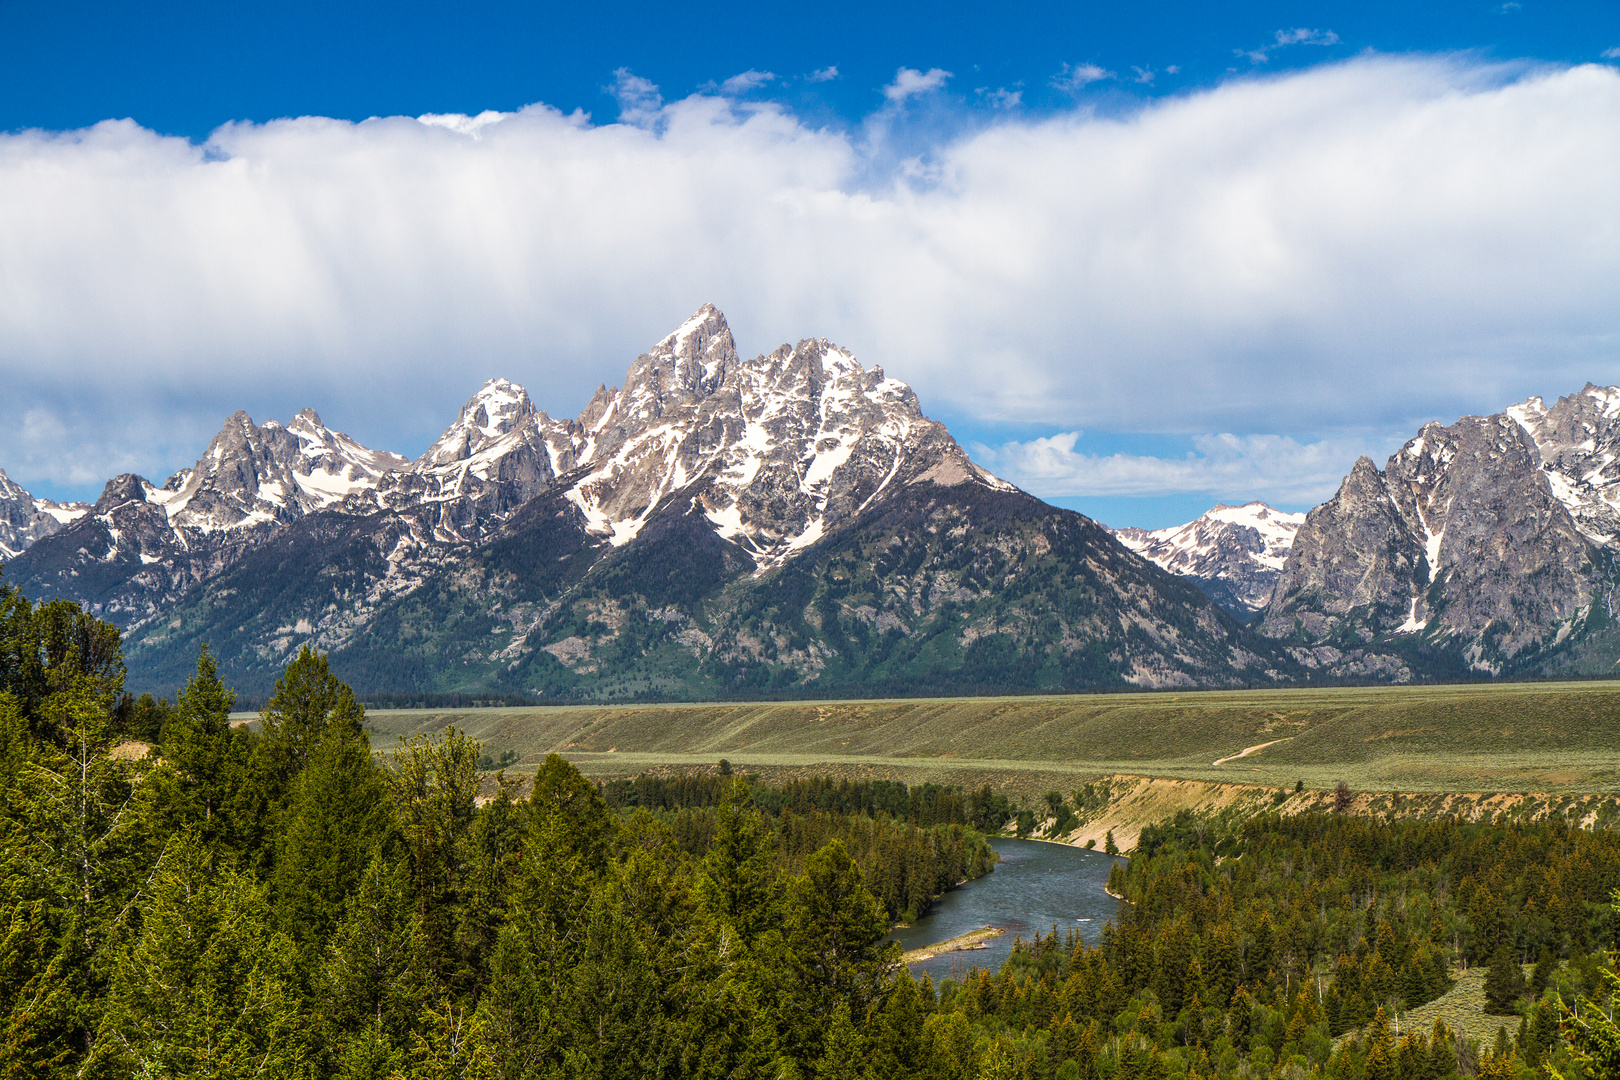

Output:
xmin=901 ymin=926 xmax=1004 ymax=965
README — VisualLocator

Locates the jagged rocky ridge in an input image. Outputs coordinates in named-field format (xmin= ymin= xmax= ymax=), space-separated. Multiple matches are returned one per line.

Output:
xmin=5 ymin=306 xmax=1284 ymax=698
xmin=1262 ymin=384 xmax=1620 ymax=678
xmin=1111 ymin=503 xmax=1304 ymax=622
xmin=0 ymin=469 xmax=87 ymax=561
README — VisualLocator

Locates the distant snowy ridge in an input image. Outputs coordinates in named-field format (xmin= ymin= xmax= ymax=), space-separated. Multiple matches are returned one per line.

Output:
xmin=1111 ymin=502 xmax=1304 ymax=618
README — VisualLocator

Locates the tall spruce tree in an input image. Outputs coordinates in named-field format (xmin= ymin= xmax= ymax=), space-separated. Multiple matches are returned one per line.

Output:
xmin=1484 ymin=945 xmax=1524 ymax=1015
xmin=94 ymin=833 xmax=304 ymax=1077
xmin=148 ymin=646 xmax=247 ymax=853
xmin=251 ymin=648 xmax=366 ymax=795
xmin=786 ymin=839 xmax=896 ymax=1020
xmin=322 ymin=852 xmax=429 ymax=1061
xmin=385 ymin=726 xmax=481 ymax=981
xmin=272 ymin=716 xmax=390 ymax=953
xmin=697 ymin=778 xmax=779 ymax=943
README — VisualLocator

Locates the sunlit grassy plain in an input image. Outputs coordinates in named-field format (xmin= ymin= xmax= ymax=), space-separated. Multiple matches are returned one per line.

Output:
xmin=248 ymin=679 xmax=1620 ymax=803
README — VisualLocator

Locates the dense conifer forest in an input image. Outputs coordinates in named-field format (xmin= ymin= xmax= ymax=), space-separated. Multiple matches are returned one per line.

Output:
xmin=1 ymin=573 xmax=1618 ymax=1079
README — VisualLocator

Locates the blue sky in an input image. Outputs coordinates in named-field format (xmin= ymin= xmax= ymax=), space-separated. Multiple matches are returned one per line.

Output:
xmin=6 ymin=1 xmax=1615 ymax=137
xmin=3 ymin=2 xmax=1619 ymax=527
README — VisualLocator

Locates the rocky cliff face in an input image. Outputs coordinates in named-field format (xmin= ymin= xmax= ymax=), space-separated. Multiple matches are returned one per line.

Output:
xmin=1263 ymin=391 xmax=1615 ymax=674
xmin=1112 ymin=503 xmax=1303 ymax=620
xmin=0 ymin=469 xmax=87 ymax=560
xmin=7 ymin=409 xmax=411 ymax=624
xmin=4 ymin=305 xmax=1277 ymax=697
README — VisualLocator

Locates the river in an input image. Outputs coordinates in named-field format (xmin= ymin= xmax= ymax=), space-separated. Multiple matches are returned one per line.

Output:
xmin=887 ymin=837 xmax=1127 ymax=983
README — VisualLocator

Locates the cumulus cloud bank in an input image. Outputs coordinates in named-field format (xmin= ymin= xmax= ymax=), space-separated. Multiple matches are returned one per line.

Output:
xmin=1 ymin=56 xmax=1618 ymax=504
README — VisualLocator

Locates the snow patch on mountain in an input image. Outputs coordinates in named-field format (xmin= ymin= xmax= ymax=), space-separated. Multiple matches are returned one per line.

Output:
xmin=1507 ymin=384 xmax=1620 ymax=546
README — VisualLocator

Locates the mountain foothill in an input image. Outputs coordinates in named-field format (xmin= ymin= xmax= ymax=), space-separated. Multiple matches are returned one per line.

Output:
xmin=4 ymin=305 xmax=1619 ymax=698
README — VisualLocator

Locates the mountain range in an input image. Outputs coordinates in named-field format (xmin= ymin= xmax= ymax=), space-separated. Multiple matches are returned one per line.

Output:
xmin=4 ymin=307 xmax=1618 ymax=698
xmin=1 ymin=307 xmax=1284 ymax=699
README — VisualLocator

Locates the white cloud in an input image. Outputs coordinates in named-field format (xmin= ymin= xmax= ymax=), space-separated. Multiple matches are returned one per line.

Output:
xmin=806 ymin=66 xmax=840 ymax=83
xmin=883 ymin=67 xmax=952 ymax=102
xmin=1243 ymin=28 xmax=1341 ymax=64
xmin=718 ymin=70 xmax=775 ymax=94
xmin=1604 ymin=47 xmax=1620 ymax=61
xmin=1 ymin=55 xmax=1619 ymax=498
xmin=610 ymin=68 xmax=662 ymax=124
xmin=974 ymin=432 xmax=1396 ymax=505
xmin=1132 ymin=66 xmax=1156 ymax=85
xmin=1051 ymin=62 xmax=1113 ymax=93
xmin=1276 ymin=28 xmax=1339 ymax=47
xmin=981 ymin=87 xmax=1022 ymax=109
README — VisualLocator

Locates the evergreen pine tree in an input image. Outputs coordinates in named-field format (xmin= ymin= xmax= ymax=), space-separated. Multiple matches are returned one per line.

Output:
xmin=1529 ymin=947 xmax=1556 ymax=996
xmin=1364 ymin=1036 xmax=1395 ymax=1080
xmin=864 ymin=968 xmax=928 ymax=1080
xmin=1204 ymin=923 xmax=1239 ymax=1008
xmin=528 ymin=753 xmax=616 ymax=869
xmin=1152 ymin=919 xmax=1193 ymax=1016
xmin=920 ymin=1011 xmax=975 ymax=1080
xmin=147 ymin=645 xmax=247 ymax=852
xmin=385 ymin=726 xmax=482 ymax=981
xmin=1227 ymin=987 xmax=1252 ymax=1053
xmin=1484 ymin=945 xmax=1524 ymax=1015
xmin=323 ymin=853 xmax=429 ymax=1046
xmin=787 ymin=839 xmax=896 ymax=1019
xmin=272 ymin=720 xmax=390 ymax=951
xmin=553 ymin=885 xmax=667 ymax=1078
xmin=697 ymin=778 xmax=779 ymax=942
xmin=812 ymin=1000 xmax=866 ymax=1080
xmin=473 ymin=923 xmax=551 ymax=1080
xmin=1248 ymin=912 xmax=1278 ymax=984
xmin=94 ymin=833 xmax=304 ymax=1077
xmin=1427 ymin=1019 xmax=1458 ymax=1080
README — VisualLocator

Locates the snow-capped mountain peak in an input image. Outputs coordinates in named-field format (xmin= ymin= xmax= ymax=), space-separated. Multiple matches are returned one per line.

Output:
xmin=148 ymin=408 xmax=409 ymax=533
xmin=1112 ymin=501 xmax=1304 ymax=618
xmin=417 ymin=378 xmax=548 ymax=470
xmin=557 ymin=309 xmax=1006 ymax=563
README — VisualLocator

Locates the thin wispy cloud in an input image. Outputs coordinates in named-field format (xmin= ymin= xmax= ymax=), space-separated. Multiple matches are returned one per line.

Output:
xmin=806 ymin=66 xmax=840 ymax=82
xmin=1051 ymin=62 xmax=1113 ymax=93
xmin=716 ymin=70 xmax=775 ymax=94
xmin=1242 ymin=28 xmax=1341 ymax=64
xmin=973 ymin=432 xmax=1398 ymax=505
xmin=979 ymin=87 xmax=1022 ymax=109
xmin=1 ymin=56 xmax=1617 ymax=497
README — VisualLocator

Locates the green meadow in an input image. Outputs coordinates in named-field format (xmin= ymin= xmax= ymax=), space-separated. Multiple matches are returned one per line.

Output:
xmin=295 ymin=679 xmax=1620 ymax=800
